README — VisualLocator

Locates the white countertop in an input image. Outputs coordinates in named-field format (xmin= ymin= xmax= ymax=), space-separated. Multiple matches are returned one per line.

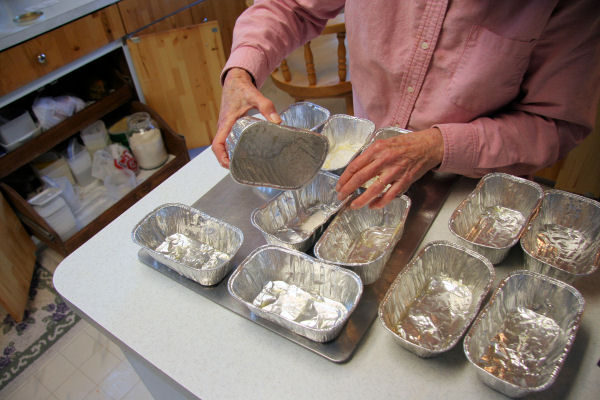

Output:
xmin=53 ymin=150 xmax=600 ymax=400
xmin=0 ymin=0 xmax=118 ymax=51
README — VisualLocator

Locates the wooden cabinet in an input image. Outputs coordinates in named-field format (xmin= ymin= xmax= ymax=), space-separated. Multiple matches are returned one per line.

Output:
xmin=120 ymin=0 xmax=247 ymax=148
xmin=1 ymin=93 xmax=190 ymax=256
xmin=117 ymin=0 xmax=247 ymax=58
xmin=0 ymin=4 xmax=125 ymax=96
xmin=0 ymin=192 xmax=36 ymax=322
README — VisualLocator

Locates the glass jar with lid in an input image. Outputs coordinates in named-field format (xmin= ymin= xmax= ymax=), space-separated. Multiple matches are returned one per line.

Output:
xmin=126 ymin=112 xmax=168 ymax=170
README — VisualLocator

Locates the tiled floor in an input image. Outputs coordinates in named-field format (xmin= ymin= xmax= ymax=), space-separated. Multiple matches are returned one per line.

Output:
xmin=1 ymin=79 xmax=346 ymax=400
xmin=1 ymin=247 xmax=154 ymax=400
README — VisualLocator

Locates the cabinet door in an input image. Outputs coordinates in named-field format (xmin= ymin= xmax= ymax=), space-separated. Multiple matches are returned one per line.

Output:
xmin=0 ymin=5 xmax=125 ymax=96
xmin=127 ymin=22 xmax=226 ymax=148
xmin=0 ymin=192 xmax=36 ymax=322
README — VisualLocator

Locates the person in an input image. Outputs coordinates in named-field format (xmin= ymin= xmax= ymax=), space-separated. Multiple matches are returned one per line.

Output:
xmin=212 ymin=0 xmax=600 ymax=209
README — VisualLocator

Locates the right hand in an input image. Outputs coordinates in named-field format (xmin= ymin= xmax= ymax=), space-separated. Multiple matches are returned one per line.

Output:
xmin=211 ymin=67 xmax=282 ymax=168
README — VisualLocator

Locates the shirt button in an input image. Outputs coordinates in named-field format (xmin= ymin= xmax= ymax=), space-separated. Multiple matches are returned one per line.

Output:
xmin=421 ymin=42 xmax=429 ymax=50
xmin=407 ymin=86 xmax=415 ymax=93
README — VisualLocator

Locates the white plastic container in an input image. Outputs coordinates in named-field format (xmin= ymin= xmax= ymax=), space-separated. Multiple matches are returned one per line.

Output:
xmin=41 ymin=175 xmax=81 ymax=212
xmin=73 ymin=182 xmax=115 ymax=228
xmin=28 ymin=187 xmax=79 ymax=240
xmin=0 ymin=111 xmax=36 ymax=143
xmin=104 ymin=168 xmax=136 ymax=201
xmin=80 ymin=120 xmax=110 ymax=156
xmin=36 ymin=156 xmax=75 ymax=185
xmin=66 ymin=138 xmax=94 ymax=186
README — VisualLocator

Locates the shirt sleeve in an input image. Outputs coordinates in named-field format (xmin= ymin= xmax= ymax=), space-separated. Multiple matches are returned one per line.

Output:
xmin=221 ymin=0 xmax=346 ymax=88
xmin=435 ymin=0 xmax=600 ymax=177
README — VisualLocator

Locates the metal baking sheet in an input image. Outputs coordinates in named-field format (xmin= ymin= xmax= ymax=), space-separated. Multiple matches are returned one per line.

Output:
xmin=137 ymin=172 xmax=457 ymax=363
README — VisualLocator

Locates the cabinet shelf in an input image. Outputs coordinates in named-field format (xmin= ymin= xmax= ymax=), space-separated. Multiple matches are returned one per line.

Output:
xmin=0 ymin=84 xmax=134 ymax=179
xmin=0 ymin=100 xmax=190 ymax=256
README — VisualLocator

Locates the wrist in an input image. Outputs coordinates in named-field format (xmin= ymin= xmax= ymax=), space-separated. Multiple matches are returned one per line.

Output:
xmin=224 ymin=67 xmax=255 ymax=86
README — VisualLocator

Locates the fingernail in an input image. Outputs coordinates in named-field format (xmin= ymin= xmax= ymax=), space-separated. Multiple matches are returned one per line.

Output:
xmin=270 ymin=113 xmax=281 ymax=123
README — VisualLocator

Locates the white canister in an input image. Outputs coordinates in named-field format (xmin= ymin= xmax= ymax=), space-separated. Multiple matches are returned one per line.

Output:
xmin=127 ymin=112 xmax=168 ymax=170
xmin=81 ymin=120 xmax=110 ymax=156
xmin=28 ymin=187 xmax=79 ymax=240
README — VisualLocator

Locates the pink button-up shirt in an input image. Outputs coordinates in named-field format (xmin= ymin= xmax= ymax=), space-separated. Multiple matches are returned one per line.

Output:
xmin=224 ymin=0 xmax=600 ymax=177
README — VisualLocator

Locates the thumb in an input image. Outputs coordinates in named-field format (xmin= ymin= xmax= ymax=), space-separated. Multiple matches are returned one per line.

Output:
xmin=255 ymin=97 xmax=281 ymax=124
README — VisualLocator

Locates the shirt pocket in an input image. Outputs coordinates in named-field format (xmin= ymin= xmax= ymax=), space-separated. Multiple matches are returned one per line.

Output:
xmin=446 ymin=26 xmax=535 ymax=114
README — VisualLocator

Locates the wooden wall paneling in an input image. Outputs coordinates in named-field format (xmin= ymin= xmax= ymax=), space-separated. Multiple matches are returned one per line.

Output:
xmin=127 ymin=21 xmax=225 ymax=148
xmin=0 ymin=192 xmax=36 ymax=322
xmin=0 ymin=5 xmax=125 ymax=96
xmin=117 ymin=0 xmax=195 ymax=35
xmin=191 ymin=0 xmax=247 ymax=58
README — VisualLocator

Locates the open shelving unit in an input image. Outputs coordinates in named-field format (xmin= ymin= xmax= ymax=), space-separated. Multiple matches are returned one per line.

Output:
xmin=0 ymin=84 xmax=190 ymax=256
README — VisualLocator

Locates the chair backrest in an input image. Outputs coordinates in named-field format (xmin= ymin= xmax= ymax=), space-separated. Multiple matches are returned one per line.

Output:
xmin=270 ymin=13 xmax=353 ymax=115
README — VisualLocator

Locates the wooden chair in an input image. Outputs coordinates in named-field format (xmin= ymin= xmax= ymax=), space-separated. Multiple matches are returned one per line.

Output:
xmin=270 ymin=13 xmax=353 ymax=115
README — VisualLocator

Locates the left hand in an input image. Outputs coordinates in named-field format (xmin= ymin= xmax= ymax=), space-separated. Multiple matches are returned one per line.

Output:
xmin=335 ymin=127 xmax=444 ymax=209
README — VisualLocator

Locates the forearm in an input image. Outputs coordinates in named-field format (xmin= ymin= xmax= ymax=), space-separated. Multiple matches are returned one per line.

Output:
xmin=435 ymin=111 xmax=591 ymax=178
xmin=222 ymin=0 xmax=345 ymax=88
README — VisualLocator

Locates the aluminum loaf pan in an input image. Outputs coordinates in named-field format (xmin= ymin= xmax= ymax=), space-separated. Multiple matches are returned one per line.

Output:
xmin=520 ymin=189 xmax=600 ymax=283
xmin=379 ymin=241 xmax=494 ymax=357
xmin=279 ymin=101 xmax=330 ymax=132
xmin=313 ymin=195 xmax=411 ymax=285
xmin=226 ymin=116 xmax=329 ymax=190
xmin=251 ymin=171 xmax=347 ymax=252
xmin=227 ymin=245 xmax=363 ymax=342
xmin=449 ymin=173 xmax=544 ymax=264
xmin=132 ymin=203 xmax=243 ymax=286
xmin=463 ymin=270 xmax=584 ymax=398
xmin=320 ymin=114 xmax=375 ymax=175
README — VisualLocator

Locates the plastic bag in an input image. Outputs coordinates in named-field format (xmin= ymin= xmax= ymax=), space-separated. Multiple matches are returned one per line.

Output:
xmin=32 ymin=96 xmax=86 ymax=129
xmin=91 ymin=143 xmax=138 ymax=181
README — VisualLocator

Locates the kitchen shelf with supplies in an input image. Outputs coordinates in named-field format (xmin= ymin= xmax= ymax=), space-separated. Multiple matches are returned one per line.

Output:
xmin=0 ymin=95 xmax=190 ymax=256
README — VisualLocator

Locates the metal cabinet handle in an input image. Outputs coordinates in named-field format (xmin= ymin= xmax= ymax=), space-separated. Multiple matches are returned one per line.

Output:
xmin=36 ymin=53 xmax=47 ymax=64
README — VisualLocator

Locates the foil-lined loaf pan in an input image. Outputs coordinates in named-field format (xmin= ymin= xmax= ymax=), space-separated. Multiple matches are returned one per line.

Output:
xmin=320 ymin=114 xmax=375 ymax=175
xmin=227 ymin=245 xmax=363 ymax=342
xmin=225 ymin=116 xmax=328 ymax=190
xmin=132 ymin=203 xmax=243 ymax=286
xmin=378 ymin=241 xmax=494 ymax=357
xmin=242 ymin=102 xmax=331 ymax=198
xmin=279 ymin=101 xmax=330 ymax=132
xmin=463 ymin=270 xmax=584 ymax=398
xmin=313 ymin=195 xmax=411 ymax=285
xmin=449 ymin=173 xmax=543 ymax=264
xmin=251 ymin=171 xmax=347 ymax=252
xmin=520 ymin=189 xmax=600 ymax=283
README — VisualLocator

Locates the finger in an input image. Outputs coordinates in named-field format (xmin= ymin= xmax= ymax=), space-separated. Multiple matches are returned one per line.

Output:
xmin=337 ymin=158 xmax=383 ymax=201
xmin=349 ymin=170 xmax=394 ymax=209
xmin=336 ymin=150 xmax=375 ymax=190
xmin=212 ymin=114 xmax=239 ymax=168
xmin=368 ymin=179 xmax=407 ymax=209
xmin=255 ymin=96 xmax=281 ymax=124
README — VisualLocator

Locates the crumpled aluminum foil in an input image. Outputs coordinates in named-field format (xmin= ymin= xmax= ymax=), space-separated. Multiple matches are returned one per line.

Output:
xmin=395 ymin=275 xmax=473 ymax=349
xmin=132 ymin=203 xmax=243 ymax=286
xmin=227 ymin=245 xmax=363 ymax=342
xmin=520 ymin=189 xmax=600 ymax=283
xmin=464 ymin=270 xmax=585 ymax=398
xmin=379 ymin=241 xmax=494 ymax=357
xmin=314 ymin=195 xmax=411 ymax=285
xmin=251 ymin=171 xmax=347 ymax=252
xmin=476 ymin=307 xmax=562 ymax=388
xmin=449 ymin=173 xmax=543 ymax=264
xmin=252 ymin=280 xmax=347 ymax=330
